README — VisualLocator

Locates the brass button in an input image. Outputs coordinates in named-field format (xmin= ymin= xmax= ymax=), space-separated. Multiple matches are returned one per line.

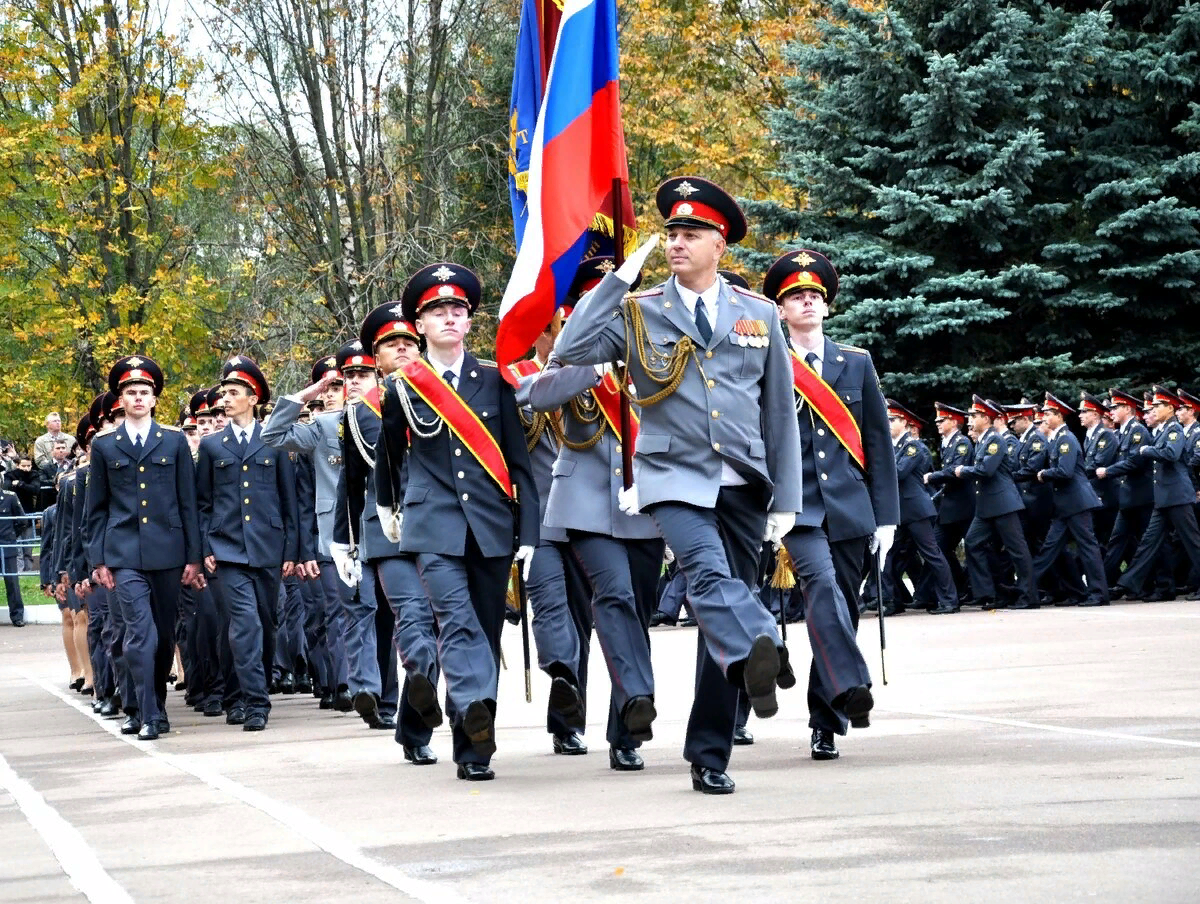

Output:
xmin=705 ymin=351 xmax=713 ymax=359
xmin=139 ymin=466 xmax=145 ymax=472
xmin=615 ymin=444 xmax=622 ymax=453
xmin=245 ymin=515 xmax=251 ymax=521
xmin=457 ymin=471 xmax=465 ymax=479
xmin=244 ymin=498 xmax=250 ymax=504
xmin=707 ymin=380 xmax=715 ymax=389
xmin=461 ymin=493 xmax=469 ymax=501
xmin=139 ymin=483 xmax=146 ymax=489
xmin=712 ymin=442 xmax=720 ymax=451
xmin=264 ymin=458 xmax=270 ymax=464
xmin=711 ymin=410 xmax=719 ymax=418
xmin=142 ymin=517 xmax=148 ymax=523
xmin=243 ymin=465 xmax=249 ymax=471
xmin=141 ymin=500 xmax=147 ymax=507
xmin=817 ymin=428 xmax=826 ymax=437
xmin=243 ymin=481 xmax=250 ymax=488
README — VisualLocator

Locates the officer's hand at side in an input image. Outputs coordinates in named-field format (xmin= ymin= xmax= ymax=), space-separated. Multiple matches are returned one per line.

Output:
xmin=763 ymin=512 xmax=796 ymax=546
xmin=923 ymin=473 xmax=930 ymax=484
xmin=954 ymin=465 xmax=964 ymax=478
xmin=302 ymin=560 xmax=320 ymax=580
xmin=663 ymin=545 xmax=675 ymax=565
xmin=617 ymin=484 xmax=640 ymax=515
xmin=615 ymin=234 xmax=659 ymax=284
xmin=514 ymin=545 xmax=536 ymax=581
xmin=91 ymin=566 xmax=115 ymax=591
xmin=330 ymin=543 xmax=360 ymax=587
xmin=282 ymin=561 xmax=295 ymax=578
xmin=1095 ymin=467 xmax=1107 ymax=479
xmin=377 ymin=504 xmax=402 ymax=544
xmin=204 ymin=555 xmax=218 ymax=574
xmin=181 ymin=563 xmax=206 ymax=590
xmin=871 ymin=524 xmax=896 ymax=562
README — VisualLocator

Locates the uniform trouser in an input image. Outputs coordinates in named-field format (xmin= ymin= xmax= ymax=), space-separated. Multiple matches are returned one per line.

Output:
xmin=1093 ymin=504 xmax=1118 ymax=555
xmin=86 ymin=586 xmax=115 ymax=698
xmin=103 ymin=592 xmax=134 ymax=712
xmin=918 ymin=518 xmax=970 ymax=602
xmin=1117 ymin=504 xmax=1200 ymax=596
xmin=214 ymin=563 xmax=278 ymax=717
xmin=782 ymin=526 xmax=872 ymax=736
xmin=343 ymin=563 xmax=399 ymax=718
xmin=568 ymin=532 xmax=655 ymax=743
xmin=275 ymin=576 xmax=306 ymax=676
xmin=879 ymin=530 xmax=916 ymax=609
xmin=1104 ymin=504 xmax=1152 ymax=584
xmin=375 ymin=555 xmax=436 ymax=748
xmin=525 ymin=541 xmax=583 ymax=682
xmin=111 ymin=567 xmax=182 ymax=727
xmin=318 ymin=561 xmax=351 ymax=691
xmin=415 ymin=532 xmax=510 ymax=766
xmin=1033 ymin=510 xmax=1109 ymax=603
xmin=2 ymin=547 xmax=24 ymax=618
xmin=366 ymin=563 xmax=400 ymax=718
xmin=655 ymin=567 xmax=693 ymax=621
xmin=207 ymin=571 xmax=241 ymax=710
xmin=964 ymin=512 xmax=1036 ymax=606
xmin=177 ymin=584 xmax=198 ymax=694
xmin=647 ymin=489 xmax=780 ymax=679
xmin=182 ymin=584 xmax=223 ymax=705
xmin=888 ymin=518 xmax=957 ymax=610
xmin=299 ymin=578 xmax=329 ymax=689
xmin=674 ymin=485 xmax=766 ymax=772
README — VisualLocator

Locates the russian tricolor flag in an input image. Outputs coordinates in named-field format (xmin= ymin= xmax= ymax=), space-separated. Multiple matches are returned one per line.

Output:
xmin=496 ymin=0 xmax=630 ymax=372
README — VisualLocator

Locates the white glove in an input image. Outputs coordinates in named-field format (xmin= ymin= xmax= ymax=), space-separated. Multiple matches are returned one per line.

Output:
xmin=617 ymin=483 xmax=640 ymax=515
xmin=615 ymin=234 xmax=659 ymax=284
xmin=763 ymin=512 xmax=796 ymax=546
xmin=593 ymin=362 xmax=612 ymax=379
xmin=871 ymin=524 xmax=897 ymax=563
xmin=377 ymin=504 xmax=402 ymax=544
xmin=663 ymin=545 xmax=675 ymax=565
xmin=330 ymin=542 xmax=361 ymax=588
xmin=514 ymin=545 xmax=536 ymax=581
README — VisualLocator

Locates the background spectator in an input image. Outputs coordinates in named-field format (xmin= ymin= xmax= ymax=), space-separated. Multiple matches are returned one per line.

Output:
xmin=33 ymin=412 xmax=76 ymax=469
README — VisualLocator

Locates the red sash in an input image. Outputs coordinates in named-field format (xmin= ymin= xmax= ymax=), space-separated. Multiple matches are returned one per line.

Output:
xmin=400 ymin=359 xmax=514 ymax=499
xmin=593 ymin=372 xmax=638 ymax=448
xmin=359 ymin=385 xmax=381 ymax=419
xmin=790 ymin=350 xmax=866 ymax=470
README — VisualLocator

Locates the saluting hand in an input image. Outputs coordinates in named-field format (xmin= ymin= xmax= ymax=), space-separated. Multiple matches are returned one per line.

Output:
xmin=296 ymin=370 xmax=340 ymax=403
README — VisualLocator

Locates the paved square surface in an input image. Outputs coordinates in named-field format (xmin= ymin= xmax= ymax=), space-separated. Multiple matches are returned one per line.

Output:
xmin=2 ymin=601 xmax=1198 ymax=903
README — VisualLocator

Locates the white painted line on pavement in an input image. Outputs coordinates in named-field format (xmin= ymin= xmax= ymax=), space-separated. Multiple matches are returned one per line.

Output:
xmin=0 ymin=751 xmax=136 ymax=904
xmin=885 ymin=707 xmax=1200 ymax=748
xmin=31 ymin=676 xmax=474 ymax=904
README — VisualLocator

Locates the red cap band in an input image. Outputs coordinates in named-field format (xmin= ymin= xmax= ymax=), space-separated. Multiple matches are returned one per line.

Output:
xmin=778 ymin=270 xmax=827 ymax=298
xmin=417 ymin=283 xmax=469 ymax=311
xmin=668 ymin=200 xmax=729 ymax=235
xmin=225 ymin=370 xmax=262 ymax=398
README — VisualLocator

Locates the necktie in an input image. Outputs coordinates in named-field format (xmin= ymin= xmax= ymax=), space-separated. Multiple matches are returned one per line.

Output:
xmin=805 ymin=351 xmax=819 ymax=376
xmin=443 ymin=369 xmax=456 ymax=391
xmin=132 ymin=434 xmax=143 ymax=455
xmin=236 ymin=430 xmax=247 ymax=453
xmin=695 ymin=299 xmax=712 ymax=344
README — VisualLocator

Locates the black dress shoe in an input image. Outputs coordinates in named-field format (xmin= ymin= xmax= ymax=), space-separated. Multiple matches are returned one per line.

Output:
xmin=1010 ymin=601 xmax=1041 ymax=610
xmin=319 ymin=692 xmax=335 ymax=710
xmin=690 ymin=765 xmax=735 ymax=795
xmin=174 ymin=680 xmax=187 ymax=692
xmin=403 ymin=744 xmax=438 ymax=765
xmin=608 ymin=746 xmax=644 ymax=771
xmin=192 ymin=702 xmax=205 ymax=712
xmin=833 ymin=685 xmax=873 ymax=729
xmin=979 ymin=597 xmax=1009 ymax=610
xmin=462 ymin=700 xmax=496 ymax=756
xmin=203 ymin=699 xmax=224 ymax=717
xmin=552 ymin=732 xmax=588 ymax=755
xmin=1146 ymin=588 xmax=1177 ymax=602
xmin=297 ymin=675 xmax=313 ymax=695
xmin=226 ymin=707 xmax=246 ymax=725
xmin=733 ymin=726 xmax=754 ymax=746
xmin=137 ymin=722 xmax=159 ymax=741
xmin=333 ymin=687 xmax=354 ymax=712
xmin=776 ymin=646 xmax=797 ymax=690
xmin=81 ymin=685 xmax=94 ymax=696
xmin=928 ymin=604 xmax=960 ymax=614
xmin=649 ymin=611 xmax=676 ymax=628
xmin=371 ymin=713 xmax=397 ymax=730
xmin=1078 ymin=598 xmax=1110 ymax=607
xmin=243 ymin=712 xmax=267 ymax=731
xmin=279 ymin=672 xmax=296 ymax=694
xmin=120 ymin=716 xmax=142 ymax=735
xmin=678 ymin=616 xmax=698 ymax=627
xmin=92 ymin=699 xmax=104 ymax=713
xmin=549 ymin=677 xmax=587 ymax=731
xmin=742 ymin=634 xmax=781 ymax=719
xmin=99 ymin=699 xmax=119 ymax=718
xmin=157 ymin=717 xmax=170 ymax=734
xmin=1053 ymin=597 xmax=1080 ymax=607
xmin=1110 ymin=585 xmax=1131 ymax=601
xmin=880 ymin=605 xmax=906 ymax=616
xmin=407 ymin=672 xmax=444 ymax=728
xmin=353 ymin=690 xmax=382 ymax=727
xmin=621 ymin=695 xmax=656 ymax=742
xmin=456 ymin=762 xmax=495 ymax=781
xmin=10 ymin=616 xmax=25 ymax=627
xmin=811 ymin=728 xmax=839 ymax=760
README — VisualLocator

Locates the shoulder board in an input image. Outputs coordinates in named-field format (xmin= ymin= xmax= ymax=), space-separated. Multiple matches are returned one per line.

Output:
xmin=630 ymin=288 xmax=664 ymax=299
xmin=476 ymin=359 xmax=497 ymax=368
xmin=159 ymin=424 xmax=181 ymax=432
xmin=730 ymin=285 xmax=771 ymax=303
xmin=2 ymin=489 xmax=13 ymax=496
xmin=835 ymin=343 xmax=869 ymax=355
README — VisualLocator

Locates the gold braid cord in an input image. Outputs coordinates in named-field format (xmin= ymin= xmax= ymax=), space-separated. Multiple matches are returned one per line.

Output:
xmin=519 ymin=406 xmax=566 ymax=453
xmin=622 ymin=296 xmax=696 ymax=406
xmin=560 ymin=393 xmax=606 ymax=451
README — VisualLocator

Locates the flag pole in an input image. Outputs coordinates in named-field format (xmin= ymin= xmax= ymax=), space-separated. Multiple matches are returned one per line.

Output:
xmin=612 ymin=177 xmax=634 ymax=490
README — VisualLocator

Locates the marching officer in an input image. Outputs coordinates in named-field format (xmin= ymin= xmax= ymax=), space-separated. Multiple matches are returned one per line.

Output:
xmin=1031 ymin=393 xmax=1109 ymax=607
xmin=955 ymin=396 xmax=1037 ymax=610
xmin=554 ymin=177 xmax=803 ymax=793
xmin=1097 ymin=389 xmax=1154 ymax=584
xmin=1104 ymin=386 xmax=1200 ymax=599
xmin=1080 ymin=392 xmax=1120 ymax=550
xmin=375 ymin=263 xmax=539 ymax=781
xmin=762 ymin=248 xmax=898 ymax=761
xmin=196 ymin=356 xmax=299 ymax=731
xmin=886 ymin=400 xmax=959 ymax=614
xmin=84 ymin=356 xmax=205 ymax=740
xmin=923 ymin=403 xmax=974 ymax=602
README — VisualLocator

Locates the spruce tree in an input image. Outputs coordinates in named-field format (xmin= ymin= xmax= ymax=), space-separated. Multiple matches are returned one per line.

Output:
xmin=743 ymin=0 xmax=1200 ymax=413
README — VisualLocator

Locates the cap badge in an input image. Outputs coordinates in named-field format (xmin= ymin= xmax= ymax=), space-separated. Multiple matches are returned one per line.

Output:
xmin=438 ymin=285 xmax=455 ymax=297
xmin=674 ymin=180 xmax=698 ymax=197
xmin=432 ymin=265 xmax=455 ymax=282
xmin=794 ymin=252 xmax=815 ymax=268
xmin=389 ymin=303 xmax=405 ymax=317
xmin=598 ymin=259 xmax=615 ymax=272
xmin=126 ymin=356 xmax=144 ymax=367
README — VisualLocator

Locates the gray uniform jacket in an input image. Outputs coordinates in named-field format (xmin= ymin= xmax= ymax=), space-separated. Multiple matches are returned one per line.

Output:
xmin=513 ymin=364 xmax=577 ymax=544
xmin=554 ymin=273 xmax=803 ymax=514
xmin=333 ymin=397 xmax=400 ymax=562
xmin=262 ymin=397 xmax=344 ymax=558
xmin=527 ymin=354 xmax=660 ymax=540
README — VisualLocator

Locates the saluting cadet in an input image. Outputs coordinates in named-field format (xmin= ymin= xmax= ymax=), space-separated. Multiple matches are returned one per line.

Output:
xmin=1104 ymin=387 xmax=1200 ymax=600
xmin=955 ymin=396 xmax=1037 ymax=610
xmin=1097 ymin=389 xmax=1155 ymax=584
xmin=85 ymin=356 xmax=205 ymax=740
xmin=1031 ymin=393 xmax=1109 ymax=607
xmin=375 ymin=263 xmax=538 ymax=781
xmin=762 ymin=249 xmax=898 ymax=762
xmin=196 ymin=357 xmax=299 ymax=731
xmin=886 ymin=401 xmax=959 ymax=614
xmin=1080 ymin=392 xmax=1120 ymax=552
xmin=923 ymin=403 xmax=974 ymax=602
xmin=262 ymin=355 xmax=354 ymax=713
xmin=554 ymin=177 xmax=803 ymax=794
xmin=528 ymin=256 xmax=671 ymax=771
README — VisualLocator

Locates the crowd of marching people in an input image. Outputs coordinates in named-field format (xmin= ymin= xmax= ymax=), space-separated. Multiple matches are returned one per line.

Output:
xmin=9 ymin=176 xmax=1188 ymax=795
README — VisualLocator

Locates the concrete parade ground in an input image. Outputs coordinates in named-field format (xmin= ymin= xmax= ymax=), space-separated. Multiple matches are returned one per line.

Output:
xmin=2 ymin=600 xmax=1198 ymax=904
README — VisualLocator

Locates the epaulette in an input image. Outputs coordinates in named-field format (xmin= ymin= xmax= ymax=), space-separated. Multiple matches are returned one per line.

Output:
xmin=630 ymin=288 xmax=664 ymax=299
xmin=475 ymin=359 xmax=498 ymax=368
xmin=836 ymin=342 xmax=869 ymax=355
xmin=730 ymin=285 xmax=771 ymax=303
xmin=159 ymin=424 xmax=181 ymax=432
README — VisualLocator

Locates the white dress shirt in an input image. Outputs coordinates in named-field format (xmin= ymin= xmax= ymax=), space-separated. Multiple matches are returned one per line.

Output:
xmin=427 ymin=351 xmax=466 ymax=390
